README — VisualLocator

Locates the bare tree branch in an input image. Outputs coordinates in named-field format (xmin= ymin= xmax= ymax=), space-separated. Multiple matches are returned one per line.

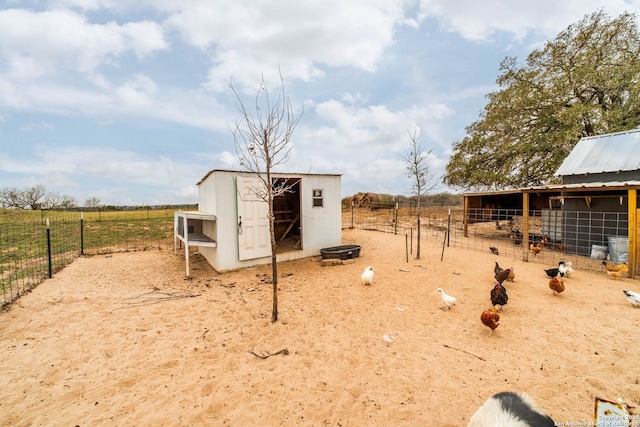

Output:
xmin=229 ymin=70 xmax=303 ymax=322
xmin=400 ymin=127 xmax=438 ymax=259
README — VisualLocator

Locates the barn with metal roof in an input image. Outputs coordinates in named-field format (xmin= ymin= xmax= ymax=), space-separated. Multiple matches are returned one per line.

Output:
xmin=462 ymin=129 xmax=640 ymax=278
xmin=555 ymin=129 xmax=640 ymax=183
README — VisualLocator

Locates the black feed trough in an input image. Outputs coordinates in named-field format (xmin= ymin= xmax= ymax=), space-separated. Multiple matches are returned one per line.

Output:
xmin=320 ymin=244 xmax=361 ymax=260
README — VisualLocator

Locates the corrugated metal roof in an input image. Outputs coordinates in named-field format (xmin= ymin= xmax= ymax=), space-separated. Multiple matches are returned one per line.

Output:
xmin=197 ymin=169 xmax=342 ymax=185
xmin=463 ymin=180 xmax=640 ymax=197
xmin=554 ymin=129 xmax=640 ymax=177
xmin=527 ymin=180 xmax=640 ymax=192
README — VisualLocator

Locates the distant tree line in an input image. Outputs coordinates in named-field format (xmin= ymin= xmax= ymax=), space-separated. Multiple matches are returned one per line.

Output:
xmin=392 ymin=192 xmax=463 ymax=207
xmin=343 ymin=192 xmax=462 ymax=209
xmin=0 ymin=185 xmax=100 ymax=210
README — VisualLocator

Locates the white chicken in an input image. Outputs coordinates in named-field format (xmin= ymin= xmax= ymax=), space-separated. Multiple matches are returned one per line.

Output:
xmin=361 ymin=266 xmax=374 ymax=285
xmin=623 ymin=290 xmax=640 ymax=308
xmin=558 ymin=261 xmax=574 ymax=277
xmin=438 ymin=288 xmax=457 ymax=310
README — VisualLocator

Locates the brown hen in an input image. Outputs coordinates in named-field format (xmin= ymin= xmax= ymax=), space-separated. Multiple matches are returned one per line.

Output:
xmin=549 ymin=273 xmax=565 ymax=295
xmin=604 ymin=262 xmax=628 ymax=280
xmin=481 ymin=306 xmax=501 ymax=335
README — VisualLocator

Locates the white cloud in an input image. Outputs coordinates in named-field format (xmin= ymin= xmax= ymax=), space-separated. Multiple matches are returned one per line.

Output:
xmin=286 ymin=98 xmax=455 ymax=196
xmin=417 ymin=0 xmax=640 ymax=42
xmin=114 ymin=74 xmax=158 ymax=108
xmin=1 ymin=144 xmax=194 ymax=185
xmin=0 ymin=9 xmax=168 ymax=75
xmin=210 ymin=151 xmax=239 ymax=170
xmin=160 ymin=0 xmax=412 ymax=92
xmin=312 ymin=98 xmax=454 ymax=152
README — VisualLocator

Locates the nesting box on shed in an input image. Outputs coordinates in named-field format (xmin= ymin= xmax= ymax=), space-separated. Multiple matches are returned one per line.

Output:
xmin=174 ymin=169 xmax=342 ymax=275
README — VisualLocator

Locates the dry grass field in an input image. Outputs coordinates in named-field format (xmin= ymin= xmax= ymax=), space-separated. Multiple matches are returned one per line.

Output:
xmin=1 ymin=228 xmax=639 ymax=426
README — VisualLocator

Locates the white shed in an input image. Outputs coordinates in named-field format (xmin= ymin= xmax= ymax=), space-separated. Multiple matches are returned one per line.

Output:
xmin=174 ymin=169 xmax=342 ymax=274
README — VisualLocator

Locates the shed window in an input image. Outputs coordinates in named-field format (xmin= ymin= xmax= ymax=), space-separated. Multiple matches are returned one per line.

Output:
xmin=313 ymin=189 xmax=323 ymax=207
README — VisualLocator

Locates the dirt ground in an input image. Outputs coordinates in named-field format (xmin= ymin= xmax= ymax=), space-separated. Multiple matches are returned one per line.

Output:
xmin=1 ymin=228 xmax=639 ymax=426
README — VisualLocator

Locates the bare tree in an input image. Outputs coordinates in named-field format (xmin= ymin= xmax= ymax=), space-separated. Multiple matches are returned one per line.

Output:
xmin=24 ymin=185 xmax=47 ymax=210
xmin=85 ymin=197 xmax=101 ymax=208
xmin=0 ymin=187 xmax=25 ymax=209
xmin=1 ymin=186 xmax=76 ymax=209
xmin=43 ymin=192 xmax=76 ymax=209
xmin=229 ymin=72 xmax=303 ymax=323
xmin=0 ymin=185 xmax=46 ymax=209
xmin=400 ymin=128 xmax=437 ymax=259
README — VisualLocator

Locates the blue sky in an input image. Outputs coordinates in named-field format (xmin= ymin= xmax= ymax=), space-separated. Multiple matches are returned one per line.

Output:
xmin=1 ymin=0 xmax=638 ymax=206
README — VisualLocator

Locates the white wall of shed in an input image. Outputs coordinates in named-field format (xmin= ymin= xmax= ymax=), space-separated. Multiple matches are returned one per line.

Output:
xmin=196 ymin=171 xmax=342 ymax=272
xmin=299 ymin=174 xmax=342 ymax=255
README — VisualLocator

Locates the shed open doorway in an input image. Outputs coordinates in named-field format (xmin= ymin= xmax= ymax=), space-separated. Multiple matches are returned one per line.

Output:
xmin=273 ymin=177 xmax=302 ymax=254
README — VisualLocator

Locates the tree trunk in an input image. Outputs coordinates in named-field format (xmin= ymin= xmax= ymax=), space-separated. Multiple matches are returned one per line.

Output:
xmin=416 ymin=213 xmax=421 ymax=259
xmin=270 ymin=217 xmax=278 ymax=322
xmin=265 ymin=142 xmax=279 ymax=323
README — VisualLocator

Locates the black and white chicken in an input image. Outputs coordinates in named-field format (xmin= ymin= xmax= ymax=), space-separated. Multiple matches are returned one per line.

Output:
xmin=623 ymin=290 xmax=640 ymax=308
xmin=544 ymin=261 xmax=567 ymax=278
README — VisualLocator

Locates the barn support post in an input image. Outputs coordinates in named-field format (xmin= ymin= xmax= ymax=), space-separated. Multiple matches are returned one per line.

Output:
xmin=628 ymin=189 xmax=637 ymax=278
xmin=522 ymin=192 xmax=530 ymax=262
xmin=447 ymin=208 xmax=451 ymax=247
xmin=463 ymin=196 xmax=469 ymax=238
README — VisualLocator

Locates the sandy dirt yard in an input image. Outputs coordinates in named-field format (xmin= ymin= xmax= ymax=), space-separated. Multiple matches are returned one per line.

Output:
xmin=1 ymin=228 xmax=639 ymax=426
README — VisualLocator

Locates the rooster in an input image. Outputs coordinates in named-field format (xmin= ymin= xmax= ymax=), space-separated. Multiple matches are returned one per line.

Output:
xmin=480 ymin=306 xmax=501 ymax=335
xmin=494 ymin=262 xmax=512 ymax=285
xmin=548 ymin=273 xmax=565 ymax=295
xmin=490 ymin=283 xmax=508 ymax=310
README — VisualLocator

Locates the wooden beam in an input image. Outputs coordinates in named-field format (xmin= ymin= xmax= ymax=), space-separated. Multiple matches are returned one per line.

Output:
xmin=629 ymin=189 xmax=637 ymax=278
xmin=523 ymin=192 xmax=530 ymax=262
xmin=186 ymin=216 xmax=191 ymax=277
xmin=279 ymin=213 xmax=300 ymax=240
xmin=463 ymin=196 xmax=469 ymax=238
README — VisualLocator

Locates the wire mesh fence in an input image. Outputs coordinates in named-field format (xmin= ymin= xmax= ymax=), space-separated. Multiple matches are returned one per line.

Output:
xmin=343 ymin=203 xmax=631 ymax=277
xmin=1 ymin=209 xmax=176 ymax=307
xmin=2 ymin=203 xmax=632 ymax=307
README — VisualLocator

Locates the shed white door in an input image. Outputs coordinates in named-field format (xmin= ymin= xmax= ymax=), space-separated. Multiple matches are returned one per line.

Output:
xmin=237 ymin=176 xmax=271 ymax=261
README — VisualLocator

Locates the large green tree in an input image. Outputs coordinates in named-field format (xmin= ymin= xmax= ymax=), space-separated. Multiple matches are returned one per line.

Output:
xmin=444 ymin=10 xmax=640 ymax=191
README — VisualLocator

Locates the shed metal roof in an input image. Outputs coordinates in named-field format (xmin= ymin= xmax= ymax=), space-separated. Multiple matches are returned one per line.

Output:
xmin=197 ymin=169 xmax=342 ymax=185
xmin=554 ymin=129 xmax=640 ymax=177
xmin=463 ymin=180 xmax=640 ymax=197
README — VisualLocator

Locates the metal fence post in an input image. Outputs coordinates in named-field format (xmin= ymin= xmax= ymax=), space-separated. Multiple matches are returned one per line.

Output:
xmin=46 ymin=218 xmax=52 ymax=279
xmin=80 ymin=212 xmax=84 ymax=255
xmin=394 ymin=202 xmax=398 ymax=235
